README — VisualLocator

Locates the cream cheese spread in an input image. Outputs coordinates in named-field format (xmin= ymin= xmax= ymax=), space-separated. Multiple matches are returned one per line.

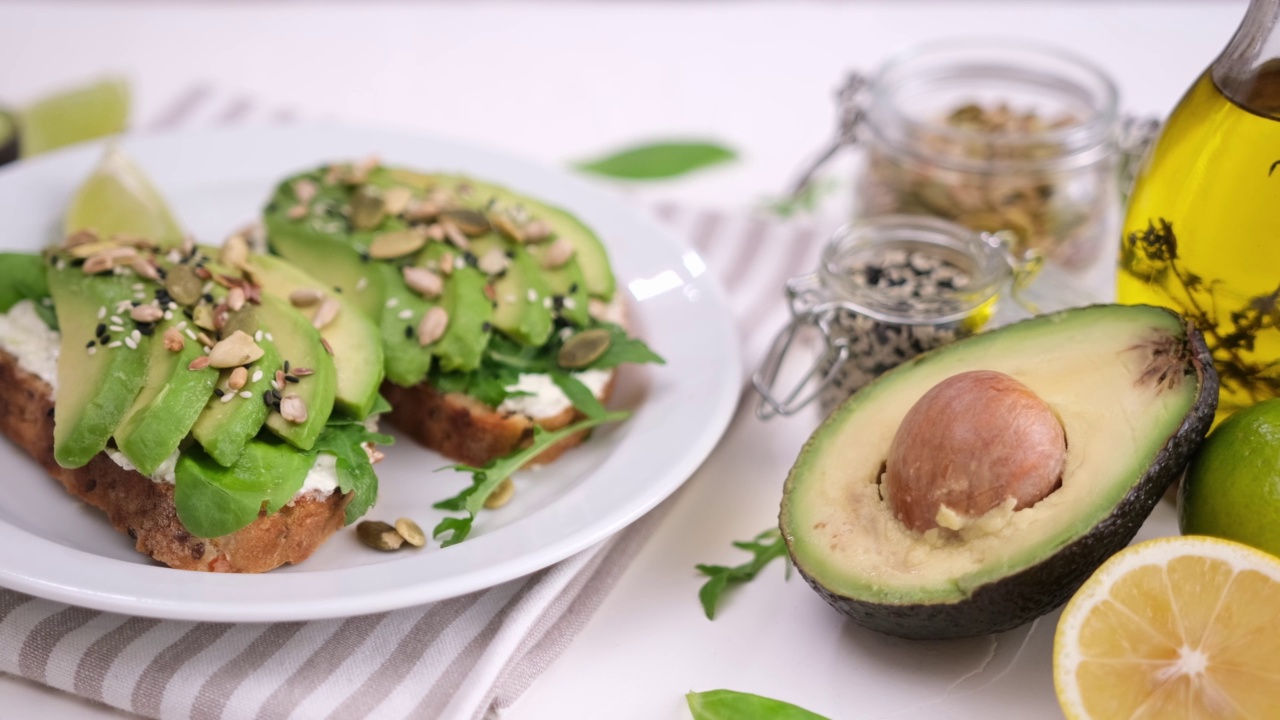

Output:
xmin=106 ymin=447 xmax=341 ymax=498
xmin=0 ymin=299 xmax=59 ymax=391
xmin=497 ymin=369 xmax=612 ymax=419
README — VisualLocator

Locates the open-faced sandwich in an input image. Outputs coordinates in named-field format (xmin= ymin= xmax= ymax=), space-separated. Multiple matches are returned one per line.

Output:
xmin=0 ymin=148 xmax=388 ymax=572
xmin=261 ymin=159 xmax=663 ymax=467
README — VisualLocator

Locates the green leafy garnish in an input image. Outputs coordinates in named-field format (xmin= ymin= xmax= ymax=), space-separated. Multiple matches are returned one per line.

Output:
xmin=0 ymin=252 xmax=56 ymax=329
xmin=550 ymin=371 xmax=606 ymax=419
xmin=433 ymin=410 xmax=631 ymax=546
xmin=310 ymin=419 xmax=394 ymax=525
xmin=588 ymin=323 xmax=666 ymax=369
xmin=686 ymin=690 xmax=830 ymax=720
xmin=696 ymin=528 xmax=791 ymax=620
xmin=174 ymin=439 xmax=313 ymax=539
xmin=575 ymin=140 xmax=737 ymax=180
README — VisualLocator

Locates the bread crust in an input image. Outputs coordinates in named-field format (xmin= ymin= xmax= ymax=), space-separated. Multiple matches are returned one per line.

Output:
xmin=0 ymin=348 xmax=349 ymax=573
xmin=382 ymin=373 xmax=616 ymax=467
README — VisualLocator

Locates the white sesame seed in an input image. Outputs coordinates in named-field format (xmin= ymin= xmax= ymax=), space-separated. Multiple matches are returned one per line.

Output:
xmin=132 ymin=283 xmax=144 ymax=291
xmin=177 ymin=321 xmax=187 ymax=330
xmin=185 ymin=329 xmax=197 ymax=340
xmin=164 ymin=310 xmax=173 ymax=320
xmin=265 ymin=333 xmax=274 ymax=342
xmin=110 ymin=316 xmax=123 ymax=325
xmin=240 ymin=391 xmax=253 ymax=399
xmin=87 ymin=346 xmax=97 ymax=356
xmin=397 ymin=309 xmax=413 ymax=320
xmin=130 ymin=329 xmax=141 ymax=342
xmin=504 ymin=295 xmax=516 ymax=304
xmin=107 ymin=341 xmax=122 ymax=349
xmin=254 ymin=330 xmax=264 ymax=342
xmin=543 ymin=297 xmax=552 ymax=309
xmin=252 ymin=370 xmax=263 ymax=383
xmin=42 ymin=297 xmax=52 ymax=307
xmin=386 ymin=297 xmax=400 ymax=308
xmin=134 ymin=293 xmax=145 ymax=300
xmin=106 ymin=325 xmax=123 ymax=333
xmin=124 ymin=337 xmax=137 ymax=350
xmin=564 ymin=297 xmax=577 ymax=310
xmin=55 ymin=258 xmax=66 ymax=271
xmin=202 ymin=281 xmax=214 ymax=294
xmin=454 ymin=256 xmax=465 ymax=269
xmin=527 ymin=289 xmax=538 ymax=303
xmin=97 ymin=306 xmax=106 ymax=319
xmin=220 ymin=392 xmax=234 ymax=403
xmin=271 ymin=380 xmax=281 ymax=391
xmin=356 ymin=276 xmax=368 ymax=291
xmin=168 ymin=302 xmax=178 ymax=310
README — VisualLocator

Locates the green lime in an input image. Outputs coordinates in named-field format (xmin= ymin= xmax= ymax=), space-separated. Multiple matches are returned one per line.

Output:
xmin=18 ymin=77 xmax=129 ymax=157
xmin=64 ymin=144 xmax=184 ymax=247
xmin=1180 ymin=398 xmax=1280 ymax=558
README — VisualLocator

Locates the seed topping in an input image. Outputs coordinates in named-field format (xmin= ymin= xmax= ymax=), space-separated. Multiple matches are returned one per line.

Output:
xmin=402 ymin=266 xmax=443 ymax=298
xmin=417 ymin=306 xmax=449 ymax=346
xmin=207 ymin=330 xmax=265 ymax=368
xmin=369 ymin=228 xmax=427 ymax=259
xmin=278 ymin=394 xmax=308 ymax=424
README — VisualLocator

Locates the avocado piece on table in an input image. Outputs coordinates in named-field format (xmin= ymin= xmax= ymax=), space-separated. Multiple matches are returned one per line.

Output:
xmin=113 ymin=317 xmax=218 ymax=475
xmin=245 ymin=253 xmax=385 ymax=419
xmin=376 ymin=262 xmax=434 ymax=387
xmin=415 ymin=242 xmax=492 ymax=373
xmin=779 ymin=304 xmax=1218 ymax=640
xmin=388 ymin=170 xmax=616 ymax=300
xmin=190 ymin=328 xmax=282 ymax=467
xmin=47 ymin=264 xmax=151 ymax=469
xmin=468 ymin=235 xmax=554 ymax=346
xmin=174 ymin=437 xmax=314 ymax=539
xmin=258 ymin=292 xmax=337 ymax=450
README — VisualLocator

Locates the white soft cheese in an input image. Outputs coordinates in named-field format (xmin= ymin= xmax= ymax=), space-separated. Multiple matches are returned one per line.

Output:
xmin=106 ymin=447 xmax=341 ymax=498
xmin=497 ymin=369 xmax=612 ymax=419
xmin=0 ymin=299 xmax=59 ymax=390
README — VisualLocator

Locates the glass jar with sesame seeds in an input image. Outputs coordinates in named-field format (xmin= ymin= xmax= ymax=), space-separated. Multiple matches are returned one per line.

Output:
xmin=753 ymin=215 xmax=1039 ymax=419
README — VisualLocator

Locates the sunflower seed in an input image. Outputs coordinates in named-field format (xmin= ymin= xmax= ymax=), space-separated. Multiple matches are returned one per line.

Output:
xmin=163 ymin=327 xmax=185 ymax=352
xmin=523 ymin=219 xmax=552 ymax=242
xmin=228 ymin=366 xmax=249 ymax=391
xmin=289 ymin=287 xmax=326 ymax=307
xmin=220 ymin=233 xmax=250 ymax=268
xmin=402 ymin=266 xmax=443 ymax=298
xmin=130 ymin=304 xmax=164 ymax=323
xmin=417 ymin=306 xmax=449 ymax=346
xmin=312 ymin=297 xmax=341 ymax=329
xmin=279 ymin=394 xmax=308 ymax=424
xmin=541 ymin=237 xmax=575 ymax=269
xmin=477 ymin=248 xmax=510 ymax=276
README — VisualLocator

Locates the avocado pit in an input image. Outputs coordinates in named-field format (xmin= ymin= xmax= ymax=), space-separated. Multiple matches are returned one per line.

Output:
xmin=883 ymin=369 xmax=1066 ymax=533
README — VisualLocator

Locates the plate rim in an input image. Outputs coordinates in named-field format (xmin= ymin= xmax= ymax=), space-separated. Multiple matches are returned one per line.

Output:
xmin=0 ymin=123 xmax=742 ymax=621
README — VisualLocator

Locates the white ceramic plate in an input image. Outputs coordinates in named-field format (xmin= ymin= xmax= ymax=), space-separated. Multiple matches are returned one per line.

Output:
xmin=0 ymin=125 xmax=739 ymax=622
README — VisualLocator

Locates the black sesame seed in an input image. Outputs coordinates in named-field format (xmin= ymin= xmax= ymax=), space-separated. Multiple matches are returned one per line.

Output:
xmin=262 ymin=392 xmax=274 ymax=406
xmin=95 ymin=323 xmax=106 ymax=336
xmin=463 ymin=251 xmax=478 ymax=267
xmin=504 ymin=250 xmax=515 ymax=259
xmin=283 ymin=360 xmax=290 ymax=373
xmin=46 ymin=406 xmax=55 ymax=418
xmin=86 ymin=340 xmax=96 ymax=348
xmin=404 ymin=325 xmax=414 ymax=339
xmin=70 ymin=258 xmax=86 ymax=267
xmin=551 ymin=295 xmax=565 ymax=310
xmin=213 ymin=388 xmax=225 ymax=397
xmin=285 ymin=375 xmax=300 ymax=384
xmin=481 ymin=322 xmax=492 ymax=333
xmin=333 ymin=286 xmax=343 ymax=294
xmin=569 ymin=282 xmax=579 ymax=294
xmin=155 ymin=267 xmax=167 ymax=280
xmin=202 ymin=293 xmax=214 ymax=304
xmin=137 ymin=323 xmax=155 ymax=336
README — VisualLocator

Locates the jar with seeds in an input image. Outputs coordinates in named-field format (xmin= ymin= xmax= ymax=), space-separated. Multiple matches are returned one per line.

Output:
xmin=795 ymin=39 xmax=1134 ymax=285
xmin=753 ymin=216 xmax=1038 ymax=419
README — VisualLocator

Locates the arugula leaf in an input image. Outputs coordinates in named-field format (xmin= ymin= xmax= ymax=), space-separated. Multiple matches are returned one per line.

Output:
xmin=588 ymin=323 xmax=665 ymax=369
xmin=309 ymin=422 xmax=394 ymax=525
xmin=0 ymin=252 xmax=57 ymax=329
xmin=575 ymin=140 xmax=737 ymax=181
xmin=550 ymin=371 xmax=606 ymax=419
xmin=686 ymin=690 xmax=830 ymax=720
xmin=696 ymin=528 xmax=791 ymax=620
xmin=432 ymin=410 xmax=631 ymax=546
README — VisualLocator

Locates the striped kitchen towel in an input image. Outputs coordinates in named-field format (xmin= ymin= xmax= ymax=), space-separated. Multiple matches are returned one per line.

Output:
xmin=0 ymin=87 xmax=836 ymax=720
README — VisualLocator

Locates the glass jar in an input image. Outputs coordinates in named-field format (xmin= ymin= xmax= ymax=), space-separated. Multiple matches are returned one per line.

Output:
xmin=810 ymin=39 xmax=1124 ymax=283
xmin=1118 ymin=0 xmax=1280 ymax=420
xmin=753 ymin=216 xmax=1038 ymax=418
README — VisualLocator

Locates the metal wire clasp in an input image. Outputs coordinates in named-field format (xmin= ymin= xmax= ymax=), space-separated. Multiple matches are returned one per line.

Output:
xmin=751 ymin=274 xmax=849 ymax=419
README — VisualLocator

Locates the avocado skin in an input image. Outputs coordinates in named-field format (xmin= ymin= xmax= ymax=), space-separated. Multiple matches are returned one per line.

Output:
xmin=783 ymin=315 xmax=1219 ymax=640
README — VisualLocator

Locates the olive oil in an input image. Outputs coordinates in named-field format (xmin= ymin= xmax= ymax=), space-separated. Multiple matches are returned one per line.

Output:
xmin=1118 ymin=66 xmax=1280 ymax=418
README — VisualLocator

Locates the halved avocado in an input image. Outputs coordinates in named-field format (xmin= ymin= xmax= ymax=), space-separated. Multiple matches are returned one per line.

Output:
xmin=779 ymin=305 xmax=1217 ymax=639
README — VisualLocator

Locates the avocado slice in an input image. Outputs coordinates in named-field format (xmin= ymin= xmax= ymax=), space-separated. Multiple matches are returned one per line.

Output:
xmin=524 ymin=243 xmax=590 ymax=327
xmin=779 ymin=305 xmax=1217 ymax=639
xmin=113 ymin=317 xmax=218 ymax=475
xmin=245 ymin=253 xmax=385 ymax=419
xmin=468 ymin=234 xmax=554 ymax=346
xmin=46 ymin=264 xmax=151 ymax=468
xmin=388 ymin=170 xmax=616 ymax=300
xmin=416 ymin=247 xmax=493 ymax=372
xmin=376 ymin=262 xmax=434 ymax=387
xmin=258 ymin=293 xmax=337 ymax=450
xmin=174 ymin=438 xmax=313 ymax=539
xmin=190 ymin=333 xmax=282 ymax=467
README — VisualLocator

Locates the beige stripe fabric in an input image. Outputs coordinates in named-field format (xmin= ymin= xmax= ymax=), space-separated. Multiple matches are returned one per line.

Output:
xmin=0 ymin=86 xmax=837 ymax=719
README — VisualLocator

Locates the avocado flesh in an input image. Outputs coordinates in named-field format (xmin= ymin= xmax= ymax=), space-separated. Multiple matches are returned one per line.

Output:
xmin=414 ymin=243 xmax=493 ymax=373
xmin=264 ymin=210 xmax=385 ymax=320
xmin=0 ymin=109 xmax=17 ymax=167
xmin=47 ymin=265 xmax=151 ymax=468
xmin=113 ymin=318 xmax=218 ymax=475
xmin=191 ymin=336 xmax=281 ymax=467
xmin=174 ymin=437 xmax=312 ymax=539
xmin=258 ymin=293 xmax=337 ymax=450
xmin=780 ymin=304 xmax=1217 ymax=639
xmin=469 ymin=234 xmax=554 ymax=346
xmin=525 ymin=244 xmax=590 ymax=327
xmin=388 ymin=170 xmax=616 ymax=300
xmin=377 ymin=262 xmax=434 ymax=387
xmin=245 ymin=253 xmax=385 ymax=419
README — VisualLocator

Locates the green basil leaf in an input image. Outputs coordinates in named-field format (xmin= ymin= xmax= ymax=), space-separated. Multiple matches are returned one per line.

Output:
xmin=686 ymin=690 xmax=830 ymax=720
xmin=575 ymin=141 xmax=737 ymax=180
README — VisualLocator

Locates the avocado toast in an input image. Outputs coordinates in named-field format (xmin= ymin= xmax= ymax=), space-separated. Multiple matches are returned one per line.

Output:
xmin=0 ymin=151 xmax=388 ymax=572
xmin=263 ymin=159 xmax=663 ymax=467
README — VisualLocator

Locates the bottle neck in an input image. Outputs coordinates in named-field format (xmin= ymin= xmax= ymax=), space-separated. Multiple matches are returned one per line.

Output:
xmin=1213 ymin=0 xmax=1280 ymax=116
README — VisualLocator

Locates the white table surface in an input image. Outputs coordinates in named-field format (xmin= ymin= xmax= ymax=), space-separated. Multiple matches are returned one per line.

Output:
xmin=0 ymin=1 xmax=1248 ymax=718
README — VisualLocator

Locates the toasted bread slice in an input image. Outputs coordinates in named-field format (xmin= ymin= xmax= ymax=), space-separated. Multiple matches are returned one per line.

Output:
xmin=382 ymin=371 xmax=616 ymax=467
xmin=0 ymin=348 xmax=349 ymax=573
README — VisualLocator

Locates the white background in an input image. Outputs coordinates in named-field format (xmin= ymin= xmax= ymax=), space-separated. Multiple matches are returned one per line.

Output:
xmin=0 ymin=1 xmax=1249 ymax=718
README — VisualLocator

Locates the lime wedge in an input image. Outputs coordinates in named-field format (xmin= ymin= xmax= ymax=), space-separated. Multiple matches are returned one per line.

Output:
xmin=19 ymin=77 xmax=129 ymax=157
xmin=64 ymin=144 xmax=184 ymax=247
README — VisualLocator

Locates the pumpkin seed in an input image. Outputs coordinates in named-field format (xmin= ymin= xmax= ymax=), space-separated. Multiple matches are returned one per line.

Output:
xmin=350 ymin=186 xmax=387 ymax=231
xmin=220 ymin=232 xmax=250 ymax=269
xmin=222 ymin=306 xmax=259 ymax=338
xmin=208 ymin=330 xmax=265 ymax=368
xmin=490 ymin=213 xmax=524 ymax=243
xmin=558 ymin=328 xmax=611 ymax=369
xmin=394 ymin=518 xmax=426 ymax=548
xmin=382 ymin=186 xmax=413 ymax=216
xmin=484 ymin=478 xmax=515 ymax=509
xmin=165 ymin=264 xmax=204 ymax=305
xmin=356 ymin=521 xmax=404 ymax=551
xmin=439 ymin=209 xmax=490 ymax=236
xmin=369 ymin=229 xmax=426 ymax=259
xmin=193 ymin=303 xmax=217 ymax=331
